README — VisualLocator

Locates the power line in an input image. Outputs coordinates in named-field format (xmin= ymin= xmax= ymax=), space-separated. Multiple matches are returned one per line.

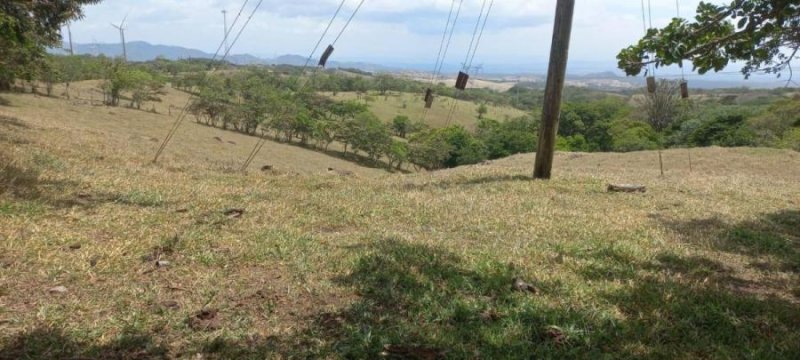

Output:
xmin=429 ymin=0 xmax=458 ymax=84
xmin=333 ymin=0 xmax=367 ymax=45
xmin=422 ymin=0 xmax=462 ymax=122
xmin=433 ymin=0 xmax=465 ymax=81
xmin=152 ymin=0 xmax=260 ymax=163
xmin=240 ymin=0 xmax=370 ymax=171
xmin=467 ymin=0 xmax=494 ymax=72
xmin=301 ymin=0 xmax=347 ymax=70
xmin=461 ymin=0 xmax=488 ymax=72
xmin=446 ymin=0 xmax=494 ymax=126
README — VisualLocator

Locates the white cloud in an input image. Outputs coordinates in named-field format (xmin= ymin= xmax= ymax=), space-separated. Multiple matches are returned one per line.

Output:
xmin=68 ymin=0 xmax=710 ymax=71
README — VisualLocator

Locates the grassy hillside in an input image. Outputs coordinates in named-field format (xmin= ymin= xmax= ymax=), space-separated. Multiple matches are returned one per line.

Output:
xmin=325 ymin=91 xmax=528 ymax=129
xmin=1 ymin=91 xmax=799 ymax=359
xmin=1 ymin=83 xmax=386 ymax=176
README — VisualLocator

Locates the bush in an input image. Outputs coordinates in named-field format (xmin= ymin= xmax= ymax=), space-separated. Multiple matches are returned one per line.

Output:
xmin=392 ymin=115 xmax=410 ymax=138
xmin=689 ymin=115 xmax=757 ymax=147
xmin=408 ymin=131 xmax=453 ymax=170
xmin=436 ymin=125 xmax=488 ymax=167
xmin=781 ymin=128 xmax=800 ymax=151
xmin=349 ymin=112 xmax=391 ymax=161
xmin=475 ymin=116 xmax=537 ymax=159
xmin=609 ymin=119 xmax=661 ymax=152
xmin=387 ymin=140 xmax=409 ymax=169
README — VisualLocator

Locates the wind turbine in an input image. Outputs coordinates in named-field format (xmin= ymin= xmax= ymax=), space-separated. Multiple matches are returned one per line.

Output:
xmin=63 ymin=22 xmax=74 ymax=55
xmin=111 ymin=13 xmax=129 ymax=61
xmin=221 ymin=9 xmax=229 ymax=54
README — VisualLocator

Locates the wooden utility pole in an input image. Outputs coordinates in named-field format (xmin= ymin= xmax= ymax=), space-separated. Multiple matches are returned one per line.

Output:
xmin=534 ymin=0 xmax=575 ymax=179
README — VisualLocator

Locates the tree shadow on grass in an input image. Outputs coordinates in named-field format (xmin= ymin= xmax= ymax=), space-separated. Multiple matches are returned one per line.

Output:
xmin=0 ymin=327 xmax=168 ymax=360
xmin=659 ymin=210 xmax=800 ymax=272
xmin=2 ymin=238 xmax=798 ymax=359
xmin=0 ymin=116 xmax=27 ymax=128
xmin=404 ymin=174 xmax=532 ymax=191
xmin=575 ymin=244 xmax=800 ymax=358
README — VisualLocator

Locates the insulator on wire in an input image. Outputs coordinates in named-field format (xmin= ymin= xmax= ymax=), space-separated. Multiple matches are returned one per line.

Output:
xmin=680 ymin=80 xmax=689 ymax=99
xmin=646 ymin=76 xmax=657 ymax=93
xmin=424 ymin=88 xmax=434 ymax=108
xmin=455 ymin=71 xmax=469 ymax=90
xmin=318 ymin=45 xmax=334 ymax=68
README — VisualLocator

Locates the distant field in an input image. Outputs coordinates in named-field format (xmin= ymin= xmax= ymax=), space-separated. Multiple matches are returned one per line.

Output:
xmin=323 ymin=91 xmax=528 ymax=129
xmin=409 ymin=76 xmax=519 ymax=92
xmin=1 ymin=87 xmax=799 ymax=359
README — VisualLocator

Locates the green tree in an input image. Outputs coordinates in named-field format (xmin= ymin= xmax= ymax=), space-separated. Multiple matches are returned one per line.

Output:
xmin=408 ymin=131 xmax=453 ymax=170
xmin=781 ymin=128 xmax=800 ymax=151
xmin=689 ymin=114 xmax=757 ymax=147
xmin=387 ymin=140 xmax=409 ymax=169
xmin=128 ymin=70 xmax=165 ymax=110
xmin=392 ymin=115 xmax=410 ymax=138
xmin=350 ymin=112 xmax=391 ymax=161
xmin=618 ymin=1 xmax=800 ymax=79
xmin=609 ymin=119 xmax=662 ymax=152
xmin=750 ymin=99 xmax=800 ymax=145
xmin=475 ymin=116 xmax=538 ymax=159
xmin=0 ymin=1 xmax=101 ymax=90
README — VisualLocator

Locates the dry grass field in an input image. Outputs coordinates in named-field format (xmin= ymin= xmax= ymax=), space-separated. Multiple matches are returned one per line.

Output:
xmin=0 ymin=88 xmax=799 ymax=359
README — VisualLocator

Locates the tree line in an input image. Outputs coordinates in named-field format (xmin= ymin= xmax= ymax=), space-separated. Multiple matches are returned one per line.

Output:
xmin=4 ymin=49 xmax=799 ymax=168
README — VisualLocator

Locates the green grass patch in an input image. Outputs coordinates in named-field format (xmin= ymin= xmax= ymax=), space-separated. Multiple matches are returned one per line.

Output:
xmin=0 ymin=200 xmax=45 ymax=217
xmin=31 ymin=152 xmax=65 ymax=171
xmin=114 ymin=190 xmax=166 ymax=207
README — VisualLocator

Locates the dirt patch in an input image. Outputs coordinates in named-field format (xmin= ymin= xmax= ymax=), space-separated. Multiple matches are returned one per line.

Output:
xmin=225 ymin=265 xmax=356 ymax=336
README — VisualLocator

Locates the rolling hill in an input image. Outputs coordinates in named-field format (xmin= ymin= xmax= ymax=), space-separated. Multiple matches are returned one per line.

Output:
xmin=1 ymin=83 xmax=798 ymax=359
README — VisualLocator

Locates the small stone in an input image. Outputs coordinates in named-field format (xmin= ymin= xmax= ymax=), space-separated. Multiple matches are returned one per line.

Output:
xmin=161 ymin=300 xmax=181 ymax=310
xmin=512 ymin=278 xmax=539 ymax=294
xmin=89 ymin=256 xmax=100 ymax=267
xmin=48 ymin=286 xmax=68 ymax=294
xmin=156 ymin=260 xmax=171 ymax=268
xmin=69 ymin=244 xmax=82 ymax=250
xmin=223 ymin=208 xmax=245 ymax=219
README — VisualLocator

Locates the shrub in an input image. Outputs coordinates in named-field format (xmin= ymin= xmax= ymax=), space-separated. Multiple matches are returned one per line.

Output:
xmin=689 ymin=115 xmax=757 ymax=147
xmin=610 ymin=119 xmax=661 ymax=152
xmin=392 ymin=115 xmax=410 ymax=138
xmin=349 ymin=112 xmax=391 ymax=161
xmin=408 ymin=131 xmax=453 ymax=170
xmin=387 ymin=140 xmax=409 ymax=169
xmin=781 ymin=128 xmax=800 ymax=151
xmin=475 ymin=116 xmax=537 ymax=159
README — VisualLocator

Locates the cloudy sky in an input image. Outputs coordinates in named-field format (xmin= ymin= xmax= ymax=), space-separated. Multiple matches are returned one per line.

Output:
xmin=68 ymin=0 xmax=710 ymax=73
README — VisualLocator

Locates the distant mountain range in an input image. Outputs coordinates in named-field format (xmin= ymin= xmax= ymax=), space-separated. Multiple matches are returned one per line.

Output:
xmin=53 ymin=41 xmax=390 ymax=71
xmin=50 ymin=41 xmax=781 ymax=89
